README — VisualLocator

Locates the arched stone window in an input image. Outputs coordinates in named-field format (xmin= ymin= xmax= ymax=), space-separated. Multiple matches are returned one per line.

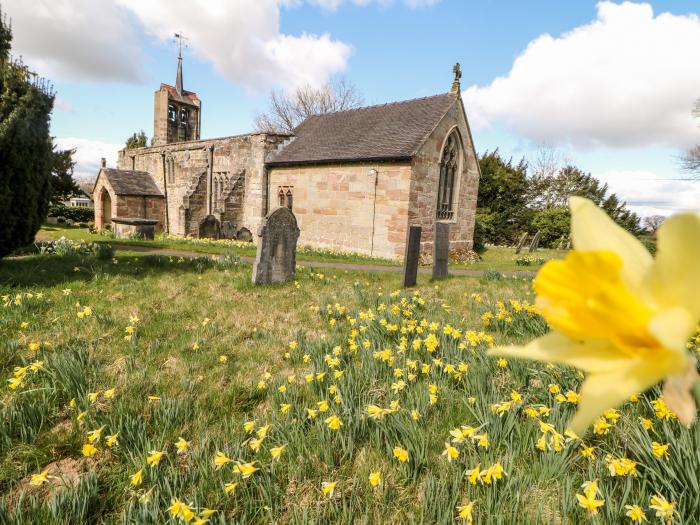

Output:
xmin=278 ymin=188 xmax=285 ymax=207
xmin=285 ymin=189 xmax=293 ymax=210
xmin=436 ymin=131 xmax=460 ymax=220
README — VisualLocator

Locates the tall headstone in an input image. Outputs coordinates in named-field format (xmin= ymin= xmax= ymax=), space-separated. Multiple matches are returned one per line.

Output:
xmin=198 ymin=215 xmax=221 ymax=239
xmin=432 ymin=222 xmax=449 ymax=280
xmin=514 ymin=233 xmax=528 ymax=254
xmin=252 ymin=207 xmax=300 ymax=285
xmin=528 ymin=231 xmax=541 ymax=253
xmin=402 ymin=225 xmax=421 ymax=288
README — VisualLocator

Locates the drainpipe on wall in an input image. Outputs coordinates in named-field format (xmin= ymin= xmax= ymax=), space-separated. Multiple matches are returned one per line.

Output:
xmin=160 ymin=152 xmax=170 ymax=233
xmin=207 ymin=144 xmax=214 ymax=216
xmin=369 ymin=168 xmax=378 ymax=256
xmin=263 ymin=165 xmax=270 ymax=217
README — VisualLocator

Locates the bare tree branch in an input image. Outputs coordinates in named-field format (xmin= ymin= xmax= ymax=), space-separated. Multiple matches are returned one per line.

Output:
xmin=254 ymin=77 xmax=364 ymax=134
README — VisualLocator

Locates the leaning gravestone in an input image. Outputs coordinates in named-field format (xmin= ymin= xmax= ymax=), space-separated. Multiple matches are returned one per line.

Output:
xmin=252 ymin=207 xmax=300 ymax=285
xmin=432 ymin=222 xmax=449 ymax=280
xmin=528 ymin=230 xmax=541 ymax=253
xmin=198 ymin=215 xmax=221 ymax=239
xmin=220 ymin=221 xmax=237 ymax=239
xmin=514 ymin=232 xmax=528 ymax=254
xmin=402 ymin=225 xmax=421 ymax=288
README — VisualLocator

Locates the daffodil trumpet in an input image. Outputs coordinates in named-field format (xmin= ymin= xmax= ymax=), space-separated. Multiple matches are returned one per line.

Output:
xmin=489 ymin=197 xmax=700 ymax=433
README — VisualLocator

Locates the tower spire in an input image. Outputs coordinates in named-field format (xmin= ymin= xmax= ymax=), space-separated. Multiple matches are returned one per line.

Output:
xmin=174 ymin=32 xmax=186 ymax=96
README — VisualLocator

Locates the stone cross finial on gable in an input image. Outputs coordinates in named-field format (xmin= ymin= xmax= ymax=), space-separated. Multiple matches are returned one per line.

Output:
xmin=450 ymin=62 xmax=462 ymax=95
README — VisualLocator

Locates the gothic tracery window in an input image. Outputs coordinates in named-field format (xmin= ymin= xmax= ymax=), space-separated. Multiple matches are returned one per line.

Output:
xmin=278 ymin=186 xmax=294 ymax=210
xmin=436 ymin=131 xmax=460 ymax=220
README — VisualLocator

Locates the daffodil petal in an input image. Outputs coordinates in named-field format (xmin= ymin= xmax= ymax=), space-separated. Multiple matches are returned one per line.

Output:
xmin=646 ymin=212 xmax=700 ymax=319
xmin=569 ymin=196 xmax=652 ymax=295
xmin=569 ymin=355 xmax=682 ymax=434
xmin=489 ymin=331 xmax=629 ymax=374
xmin=648 ymin=307 xmax=696 ymax=358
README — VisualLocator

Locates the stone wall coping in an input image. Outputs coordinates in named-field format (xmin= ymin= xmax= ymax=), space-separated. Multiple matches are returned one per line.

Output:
xmin=111 ymin=217 xmax=160 ymax=226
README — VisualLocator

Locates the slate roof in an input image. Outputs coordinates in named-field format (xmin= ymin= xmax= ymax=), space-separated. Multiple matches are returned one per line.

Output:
xmin=97 ymin=169 xmax=164 ymax=197
xmin=161 ymin=83 xmax=199 ymax=105
xmin=266 ymin=93 xmax=457 ymax=166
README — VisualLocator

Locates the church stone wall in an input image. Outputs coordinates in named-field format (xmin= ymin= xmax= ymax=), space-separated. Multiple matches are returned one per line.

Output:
xmin=410 ymin=98 xmax=479 ymax=259
xmin=117 ymin=133 xmax=288 ymax=237
xmin=267 ymin=162 xmax=412 ymax=259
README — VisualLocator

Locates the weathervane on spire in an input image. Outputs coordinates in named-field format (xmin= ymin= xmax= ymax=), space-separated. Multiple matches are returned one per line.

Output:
xmin=450 ymin=62 xmax=462 ymax=95
xmin=173 ymin=32 xmax=188 ymax=96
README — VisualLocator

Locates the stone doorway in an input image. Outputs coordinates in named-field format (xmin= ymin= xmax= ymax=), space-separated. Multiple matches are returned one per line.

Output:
xmin=101 ymin=189 xmax=112 ymax=228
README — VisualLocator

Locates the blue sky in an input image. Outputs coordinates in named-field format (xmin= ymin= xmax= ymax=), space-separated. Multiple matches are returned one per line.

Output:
xmin=6 ymin=0 xmax=700 ymax=216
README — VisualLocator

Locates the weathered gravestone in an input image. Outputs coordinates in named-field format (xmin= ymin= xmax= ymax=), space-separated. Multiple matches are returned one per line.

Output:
xmin=252 ymin=207 xmax=300 ymax=285
xmin=198 ymin=215 xmax=221 ymax=239
xmin=432 ymin=222 xmax=449 ymax=280
xmin=236 ymin=227 xmax=253 ymax=242
xmin=220 ymin=221 xmax=237 ymax=239
xmin=402 ymin=225 xmax=421 ymax=288
xmin=514 ymin=232 xmax=528 ymax=254
xmin=528 ymin=231 xmax=541 ymax=253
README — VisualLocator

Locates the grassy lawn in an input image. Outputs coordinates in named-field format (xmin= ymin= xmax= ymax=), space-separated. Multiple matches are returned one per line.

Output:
xmin=37 ymin=225 xmax=565 ymax=272
xmin=1 ymin=249 xmax=697 ymax=524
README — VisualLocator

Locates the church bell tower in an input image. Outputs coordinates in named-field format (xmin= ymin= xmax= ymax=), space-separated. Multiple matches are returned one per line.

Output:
xmin=153 ymin=34 xmax=201 ymax=146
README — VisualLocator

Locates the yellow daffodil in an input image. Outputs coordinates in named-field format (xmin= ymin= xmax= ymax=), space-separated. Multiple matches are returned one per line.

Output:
xmin=325 ymin=414 xmax=343 ymax=430
xmin=82 ymin=443 xmax=98 ymax=457
xmin=649 ymin=494 xmax=675 ymax=519
xmin=175 ymin=437 xmax=189 ymax=454
xmin=441 ymin=443 xmax=459 ymax=462
xmin=393 ymin=446 xmax=409 ymax=463
xmin=232 ymin=461 xmax=258 ymax=478
xmin=270 ymin=444 xmax=286 ymax=460
xmin=105 ymin=433 xmax=119 ymax=447
xmin=130 ymin=469 xmax=144 ymax=486
xmin=651 ymin=441 xmax=669 ymax=460
xmin=224 ymin=482 xmax=238 ymax=495
xmin=369 ymin=471 xmax=381 ymax=487
xmin=456 ymin=500 xmax=475 ymax=523
xmin=490 ymin=197 xmax=700 ymax=432
xmin=30 ymin=469 xmax=51 ymax=486
xmin=146 ymin=450 xmax=165 ymax=467
xmin=624 ymin=504 xmax=647 ymax=522
xmin=321 ymin=481 xmax=337 ymax=498
xmin=214 ymin=452 xmax=232 ymax=470
xmin=576 ymin=479 xmax=605 ymax=515
xmin=168 ymin=498 xmax=195 ymax=522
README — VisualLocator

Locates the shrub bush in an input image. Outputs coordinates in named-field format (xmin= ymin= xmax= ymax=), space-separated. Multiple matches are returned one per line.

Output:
xmin=531 ymin=207 xmax=570 ymax=248
xmin=47 ymin=204 xmax=94 ymax=223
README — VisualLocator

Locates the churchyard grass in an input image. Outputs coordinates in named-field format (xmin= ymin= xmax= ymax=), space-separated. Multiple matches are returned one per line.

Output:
xmin=37 ymin=225 xmax=565 ymax=273
xmin=1 ymin=249 xmax=698 ymax=523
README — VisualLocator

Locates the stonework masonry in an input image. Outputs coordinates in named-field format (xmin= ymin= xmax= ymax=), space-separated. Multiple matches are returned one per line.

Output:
xmin=117 ymin=133 xmax=290 ymax=237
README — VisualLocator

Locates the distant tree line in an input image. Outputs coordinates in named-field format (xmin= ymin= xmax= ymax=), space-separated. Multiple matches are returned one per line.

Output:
xmin=474 ymin=148 xmax=645 ymax=251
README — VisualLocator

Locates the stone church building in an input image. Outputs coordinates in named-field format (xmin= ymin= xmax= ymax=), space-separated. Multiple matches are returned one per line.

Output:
xmin=93 ymin=58 xmax=480 ymax=259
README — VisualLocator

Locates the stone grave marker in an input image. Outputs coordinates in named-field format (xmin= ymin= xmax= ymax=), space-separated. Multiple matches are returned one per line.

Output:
xmin=528 ymin=231 xmax=541 ymax=253
xmin=236 ymin=227 xmax=253 ymax=242
xmin=402 ymin=225 xmax=421 ymax=288
xmin=432 ymin=222 xmax=449 ymax=280
xmin=220 ymin=221 xmax=237 ymax=239
xmin=252 ymin=207 xmax=300 ymax=285
xmin=198 ymin=215 xmax=221 ymax=239
xmin=514 ymin=232 xmax=528 ymax=254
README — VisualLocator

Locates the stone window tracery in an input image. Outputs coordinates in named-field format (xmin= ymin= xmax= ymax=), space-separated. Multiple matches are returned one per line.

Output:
xmin=277 ymin=186 xmax=294 ymax=210
xmin=436 ymin=131 xmax=460 ymax=221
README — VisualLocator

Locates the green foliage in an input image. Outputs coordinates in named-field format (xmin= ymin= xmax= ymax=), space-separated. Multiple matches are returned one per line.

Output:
xmin=472 ymin=214 xmax=487 ymax=254
xmin=531 ymin=207 xmax=570 ymax=248
xmin=477 ymin=150 xmax=531 ymax=245
xmin=47 ymin=204 xmax=94 ymax=223
xmin=125 ymin=130 xmax=147 ymax=150
xmin=528 ymin=166 xmax=643 ymax=236
xmin=0 ymin=13 xmax=54 ymax=259
xmin=49 ymin=146 xmax=78 ymax=205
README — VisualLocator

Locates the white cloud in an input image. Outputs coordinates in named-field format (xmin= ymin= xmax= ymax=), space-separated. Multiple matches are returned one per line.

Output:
xmin=463 ymin=2 xmax=700 ymax=149
xmin=54 ymin=137 xmax=122 ymax=181
xmin=594 ymin=170 xmax=700 ymax=217
xmin=116 ymin=0 xmax=351 ymax=92
xmin=3 ymin=0 xmax=145 ymax=82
